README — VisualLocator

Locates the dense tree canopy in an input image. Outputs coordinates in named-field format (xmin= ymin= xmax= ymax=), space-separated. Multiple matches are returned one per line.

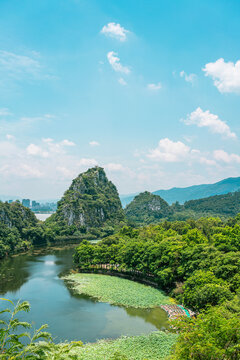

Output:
xmin=46 ymin=167 xmax=125 ymax=239
xmin=124 ymin=191 xmax=172 ymax=225
xmin=0 ymin=201 xmax=39 ymax=259
xmin=74 ymin=215 xmax=240 ymax=359
xmin=125 ymin=190 xmax=240 ymax=225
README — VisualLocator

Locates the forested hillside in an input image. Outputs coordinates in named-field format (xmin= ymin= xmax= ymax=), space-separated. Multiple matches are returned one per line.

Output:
xmin=125 ymin=191 xmax=172 ymax=225
xmin=184 ymin=190 xmax=240 ymax=217
xmin=74 ymin=215 xmax=240 ymax=358
xmin=125 ymin=189 xmax=240 ymax=225
xmin=46 ymin=167 xmax=125 ymax=239
xmin=0 ymin=201 xmax=39 ymax=258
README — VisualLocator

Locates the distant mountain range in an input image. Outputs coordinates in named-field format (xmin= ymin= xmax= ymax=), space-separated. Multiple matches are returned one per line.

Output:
xmin=120 ymin=177 xmax=240 ymax=207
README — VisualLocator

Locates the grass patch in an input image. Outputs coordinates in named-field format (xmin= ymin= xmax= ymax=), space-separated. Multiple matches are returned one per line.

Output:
xmin=69 ymin=331 xmax=177 ymax=360
xmin=63 ymin=273 xmax=171 ymax=308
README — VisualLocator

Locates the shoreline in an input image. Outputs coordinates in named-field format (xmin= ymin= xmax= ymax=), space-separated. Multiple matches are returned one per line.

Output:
xmin=63 ymin=272 xmax=172 ymax=309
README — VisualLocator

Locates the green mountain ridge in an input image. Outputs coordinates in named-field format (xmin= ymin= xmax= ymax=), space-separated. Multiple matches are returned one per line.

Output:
xmin=120 ymin=176 xmax=240 ymax=207
xmin=125 ymin=191 xmax=172 ymax=225
xmin=46 ymin=167 xmax=125 ymax=238
xmin=0 ymin=201 xmax=38 ymax=258
xmin=125 ymin=189 xmax=240 ymax=225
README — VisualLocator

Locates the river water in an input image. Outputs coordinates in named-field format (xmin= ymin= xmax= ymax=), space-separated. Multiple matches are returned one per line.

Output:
xmin=0 ymin=247 xmax=168 ymax=343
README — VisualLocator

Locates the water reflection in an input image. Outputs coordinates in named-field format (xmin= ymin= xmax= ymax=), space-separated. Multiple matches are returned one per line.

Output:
xmin=0 ymin=247 xmax=168 ymax=343
xmin=125 ymin=307 xmax=169 ymax=330
xmin=0 ymin=254 xmax=31 ymax=294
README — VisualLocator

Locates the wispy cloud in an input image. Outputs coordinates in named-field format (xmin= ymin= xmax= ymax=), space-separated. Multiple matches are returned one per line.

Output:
xmin=107 ymin=51 xmax=130 ymax=74
xmin=78 ymin=158 xmax=98 ymax=167
xmin=26 ymin=143 xmax=49 ymax=158
xmin=183 ymin=107 xmax=236 ymax=139
xmin=180 ymin=70 xmax=197 ymax=84
xmin=118 ymin=77 xmax=127 ymax=86
xmin=0 ymin=50 xmax=41 ymax=77
xmin=0 ymin=50 xmax=54 ymax=82
xmin=60 ymin=139 xmax=75 ymax=146
xmin=101 ymin=23 xmax=129 ymax=42
xmin=0 ymin=112 xmax=55 ymax=135
xmin=0 ymin=108 xmax=12 ymax=116
xmin=213 ymin=150 xmax=240 ymax=164
xmin=104 ymin=163 xmax=125 ymax=171
xmin=147 ymin=82 xmax=162 ymax=91
xmin=89 ymin=141 xmax=100 ymax=147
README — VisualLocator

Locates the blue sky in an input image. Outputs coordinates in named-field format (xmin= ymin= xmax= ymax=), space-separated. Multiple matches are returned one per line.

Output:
xmin=0 ymin=0 xmax=240 ymax=199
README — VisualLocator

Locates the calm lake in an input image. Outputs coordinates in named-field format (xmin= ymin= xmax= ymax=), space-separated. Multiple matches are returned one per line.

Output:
xmin=0 ymin=247 xmax=168 ymax=343
xmin=35 ymin=213 xmax=52 ymax=221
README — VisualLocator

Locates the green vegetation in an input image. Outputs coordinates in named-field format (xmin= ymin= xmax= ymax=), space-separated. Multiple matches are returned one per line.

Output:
xmin=0 ymin=298 xmax=176 ymax=360
xmin=46 ymin=167 xmax=125 ymax=240
xmin=121 ymin=176 xmax=240 ymax=206
xmin=0 ymin=201 xmax=41 ymax=259
xmin=125 ymin=191 xmax=172 ymax=225
xmin=170 ymin=296 xmax=240 ymax=359
xmin=70 ymin=331 xmax=178 ymax=360
xmin=63 ymin=273 xmax=171 ymax=308
xmin=183 ymin=190 xmax=240 ymax=217
xmin=0 ymin=298 xmax=82 ymax=359
xmin=125 ymin=190 xmax=240 ymax=225
xmin=0 ymin=298 xmax=66 ymax=360
xmin=74 ymin=216 xmax=240 ymax=302
xmin=74 ymin=215 xmax=240 ymax=358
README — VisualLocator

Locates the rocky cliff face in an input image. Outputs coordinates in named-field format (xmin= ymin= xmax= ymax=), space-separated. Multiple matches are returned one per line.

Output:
xmin=125 ymin=191 xmax=172 ymax=225
xmin=48 ymin=167 xmax=125 ymax=235
xmin=0 ymin=201 xmax=37 ymax=231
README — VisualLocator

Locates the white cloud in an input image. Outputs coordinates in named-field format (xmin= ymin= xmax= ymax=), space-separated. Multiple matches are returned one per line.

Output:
xmin=104 ymin=163 xmax=125 ymax=171
xmin=56 ymin=166 xmax=74 ymax=178
xmin=78 ymin=158 xmax=98 ymax=167
xmin=0 ymin=50 xmax=41 ymax=77
xmin=203 ymin=58 xmax=240 ymax=94
xmin=89 ymin=141 xmax=100 ymax=147
xmin=101 ymin=23 xmax=129 ymax=42
xmin=26 ymin=143 xmax=49 ymax=158
xmin=0 ymin=108 xmax=12 ymax=116
xmin=0 ymin=113 xmax=54 ymax=137
xmin=180 ymin=70 xmax=197 ymax=84
xmin=183 ymin=107 xmax=236 ymax=139
xmin=0 ymin=163 xmax=43 ymax=178
xmin=147 ymin=138 xmax=191 ymax=162
xmin=6 ymin=134 xmax=15 ymax=140
xmin=60 ymin=139 xmax=75 ymax=146
xmin=26 ymin=138 xmax=75 ymax=159
xmin=107 ymin=52 xmax=130 ymax=74
xmin=19 ymin=164 xmax=44 ymax=178
xmin=0 ymin=141 xmax=19 ymax=157
xmin=213 ymin=150 xmax=240 ymax=164
xmin=42 ymin=138 xmax=54 ymax=143
xmin=147 ymin=82 xmax=162 ymax=91
xmin=44 ymin=114 xmax=55 ymax=119
xmin=118 ymin=77 xmax=127 ymax=86
xmin=199 ymin=157 xmax=217 ymax=166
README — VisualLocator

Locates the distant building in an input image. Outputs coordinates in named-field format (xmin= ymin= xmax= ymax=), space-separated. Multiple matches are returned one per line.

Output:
xmin=32 ymin=200 xmax=40 ymax=208
xmin=22 ymin=199 xmax=30 ymax=208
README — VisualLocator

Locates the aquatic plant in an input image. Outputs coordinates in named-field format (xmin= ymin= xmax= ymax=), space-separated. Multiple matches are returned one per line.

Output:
xmin=63 ymin=273 xmax=171 ymax=308
xmin=70 ymin=331 xmax=178 ymax=360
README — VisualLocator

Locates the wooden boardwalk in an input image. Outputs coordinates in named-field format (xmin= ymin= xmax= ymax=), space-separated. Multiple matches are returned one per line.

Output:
xmin=160 ymin=304 xmax=195 ymax=319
